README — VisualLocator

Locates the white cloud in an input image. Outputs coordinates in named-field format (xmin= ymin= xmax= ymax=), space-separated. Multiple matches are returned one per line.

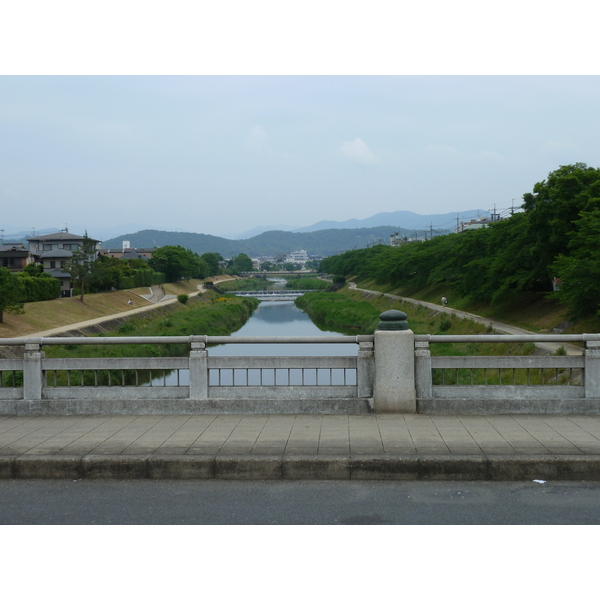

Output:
xmin=340 ymin=138 xmax=377 ymax=165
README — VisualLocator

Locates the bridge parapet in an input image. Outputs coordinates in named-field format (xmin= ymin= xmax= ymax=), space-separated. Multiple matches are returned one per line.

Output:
xmin=1 ymin=331 xmax=600 ymax=415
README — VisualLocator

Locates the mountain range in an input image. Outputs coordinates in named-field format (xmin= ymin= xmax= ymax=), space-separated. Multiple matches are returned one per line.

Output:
xmin=233 ymin=209 xmax=489 ymax=239
xmin=5 ymin=209 xmax=489 ymax=258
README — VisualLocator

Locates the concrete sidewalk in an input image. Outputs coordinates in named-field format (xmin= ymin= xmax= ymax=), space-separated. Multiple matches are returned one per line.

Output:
xmin=2 ymin=413 xmax=600 ymax=481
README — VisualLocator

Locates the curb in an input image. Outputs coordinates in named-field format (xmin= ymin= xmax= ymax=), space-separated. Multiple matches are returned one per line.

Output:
xmin=3 ymin=454 xmax=600 ymax=481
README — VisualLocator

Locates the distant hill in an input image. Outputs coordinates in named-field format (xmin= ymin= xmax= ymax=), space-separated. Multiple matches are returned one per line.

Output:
xmin=293 ymin=209 xmax=489 ymax=233
xmin=102 ymin=225 xmax=447 ymax=258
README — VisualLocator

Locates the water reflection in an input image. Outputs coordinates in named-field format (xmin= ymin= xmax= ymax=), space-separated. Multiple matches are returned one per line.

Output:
xmin=209 ymin=301 xmax=358 ymax=357
xmin=148 ymin=300 xmax=358 ymax=386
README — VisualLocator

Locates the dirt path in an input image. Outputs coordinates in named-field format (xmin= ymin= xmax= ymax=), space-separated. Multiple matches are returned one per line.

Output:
xmin=348 ymin=282 xmax=582 ymax=355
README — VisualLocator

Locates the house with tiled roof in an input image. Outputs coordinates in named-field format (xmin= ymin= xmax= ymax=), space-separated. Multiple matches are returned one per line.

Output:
xmin=0 ymin=243 xmax=34 ymax=272
xmin=27 ymin=231 xmax=101 ymax=297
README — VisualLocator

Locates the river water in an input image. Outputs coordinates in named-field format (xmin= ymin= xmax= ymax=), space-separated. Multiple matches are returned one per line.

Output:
xmin=148 ymin=298 xmax=358 ymax=386
xmin=209 ymin=300 xmax=359 ymax=357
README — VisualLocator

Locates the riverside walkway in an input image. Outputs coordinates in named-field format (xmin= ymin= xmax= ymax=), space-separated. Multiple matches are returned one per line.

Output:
xmin=2 ymin=413 xmax=600 ymax=481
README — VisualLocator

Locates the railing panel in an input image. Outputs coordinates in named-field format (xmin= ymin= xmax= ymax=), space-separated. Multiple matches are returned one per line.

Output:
xmin=431 ymin=356 xmax=584 ymax=369
xmin=207 ymin=356 xmax=357 ymax=369
xmin=431 ymin=385 xmax=585 ymax=400
xmin=0 ymin=359 xmax=24 ymax=371
xmin=43 ymin=357 xmax=188 ymax=370
xmin=210 ymin=386 xmax=358 ymax=399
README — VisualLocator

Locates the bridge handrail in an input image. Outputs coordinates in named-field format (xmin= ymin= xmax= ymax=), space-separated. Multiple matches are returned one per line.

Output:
xmin=0 ymin=335 xmax=374 ymax=346
xmin=415 ymin=334 xmax=600 ymax=343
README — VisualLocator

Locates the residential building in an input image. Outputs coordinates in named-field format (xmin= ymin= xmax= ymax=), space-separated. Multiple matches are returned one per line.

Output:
xmin=285 ymin=249 xmax=309 ymax=264
xmin=0 ymin=243 xmax=34 ymax=272
xmin=27 ymin=231 xmax=101 ymax=297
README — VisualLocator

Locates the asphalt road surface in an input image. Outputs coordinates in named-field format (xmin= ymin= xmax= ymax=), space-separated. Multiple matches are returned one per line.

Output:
xmin=2 ymin=480 xmax=600 ymax=524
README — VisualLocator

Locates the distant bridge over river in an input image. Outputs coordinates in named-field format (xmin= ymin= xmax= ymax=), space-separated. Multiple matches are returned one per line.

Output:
xmin=230 ymin=290 xmax=314 ymax=301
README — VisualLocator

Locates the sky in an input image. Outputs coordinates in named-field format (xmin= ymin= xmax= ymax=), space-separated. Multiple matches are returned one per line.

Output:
xmin=1 ymin=3 xmax=599 ymax=243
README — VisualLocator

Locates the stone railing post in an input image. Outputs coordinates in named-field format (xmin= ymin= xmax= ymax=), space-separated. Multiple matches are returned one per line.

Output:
xmin=357 ymin=339 xmax=374 ymax=398
xmin=189 ymin=337 xmax=208 ymax=400
xmin=23 ymin=341 xmax=45 ymax=401
xmin=373 ymin=310 xmax=416 ymax=413
xmin=585 ymin=340 xmax=600 ymax=399
xmin=415 ymin=340 xmax=432 ymax=399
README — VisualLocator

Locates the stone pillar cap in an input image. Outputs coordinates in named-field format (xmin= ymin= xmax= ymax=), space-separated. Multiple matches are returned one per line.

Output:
xmin=377 ymin=310 xmax=409 ymax=330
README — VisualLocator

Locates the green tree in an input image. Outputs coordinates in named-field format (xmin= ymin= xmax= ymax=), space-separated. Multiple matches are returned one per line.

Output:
xmin=522 ymin=163 xmax=600 ymax=291
xmin=553 ymin=204 xmax=600 ymax=317
xmin=149 ymin=245 xmax=209 ymax=282
xmin=0 ymin=268 xmax=24 ymax=323
xmin=201 ymin=252 xmax=222 ymax=276
xmin=63 ymin=233 xmax=99 ymax=302
xmin=22 ymin=263 xmax=44 ymax=276
xmin=232 ymin=253 xmax=253 ymax=273
xmin=87 ymin=254 xmax=122 ymax=293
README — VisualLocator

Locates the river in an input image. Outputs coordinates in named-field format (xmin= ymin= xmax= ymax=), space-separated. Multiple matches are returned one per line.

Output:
xmin=148 ymin=297 xmax=357 ymax=386
xmin=209 ymin=300 xmax=359 ymax=357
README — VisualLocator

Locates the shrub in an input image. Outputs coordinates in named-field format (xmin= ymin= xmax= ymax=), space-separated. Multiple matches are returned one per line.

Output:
xmin=177 ymin=294 xmax=189 ymax=304
xmin=438 ymin=315 xmax=451 ymax=332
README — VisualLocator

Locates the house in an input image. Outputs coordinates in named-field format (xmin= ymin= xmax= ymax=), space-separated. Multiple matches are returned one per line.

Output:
xmin=455 ymin=217 xmax=493 ymax=233
xmin=0 ymin=243 xmax=34 ymax=272
xmin=27 ymin=231 xmax=102 ymax=297
xmin=100 ymin=241 xmax=154 ymax=260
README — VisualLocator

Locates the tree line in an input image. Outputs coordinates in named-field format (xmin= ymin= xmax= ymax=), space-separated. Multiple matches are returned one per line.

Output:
xmin=320 ymin=164 xmax=600 ymax=319
xmin=0 ymin=240 xmax=259 ymax=322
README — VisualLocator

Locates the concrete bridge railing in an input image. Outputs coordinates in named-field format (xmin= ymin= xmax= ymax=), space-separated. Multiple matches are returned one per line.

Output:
xmin=1 ymin=314 xmax=600 ymax=415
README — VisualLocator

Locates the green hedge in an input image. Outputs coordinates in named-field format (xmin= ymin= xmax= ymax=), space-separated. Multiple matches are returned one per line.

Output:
xmin=119 ymin=270 xmax=167 ymax=289
xmin=17 ymin=272 xmax=62 ymax=301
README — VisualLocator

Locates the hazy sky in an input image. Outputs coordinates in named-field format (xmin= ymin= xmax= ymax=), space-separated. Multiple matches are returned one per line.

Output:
xmin=2 ymin=5 xmax=599 ymax=241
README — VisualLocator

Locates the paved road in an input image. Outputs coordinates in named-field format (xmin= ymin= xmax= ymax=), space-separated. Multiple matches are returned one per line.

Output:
xmin=348 ymin=282 xmax=582 ymax=355
xmin=1 ymin=479 xmax=599 ymax=524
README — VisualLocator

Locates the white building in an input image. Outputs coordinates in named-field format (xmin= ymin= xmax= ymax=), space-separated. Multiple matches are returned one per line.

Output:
xmin=285 ymin=249 xmax=309 ymax=264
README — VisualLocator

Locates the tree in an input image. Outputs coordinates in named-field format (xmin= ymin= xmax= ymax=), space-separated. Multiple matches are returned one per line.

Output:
xmin=149 ymin=245 xmax=209 ymax=282
xmin=232 ymin=253 xmax=253 ymax=273
xmin=0 ymin=268 xmax=24 ymax=323
xmin=63 ymin=233 xmax=100 ymax=302
xmin=553 ymin=204 xmax=600 ymax=317
xmin=201 ymin=252 xmax=222 ymax=276
xmin=87 ymin=254 xmax=122 ymax=293
xmin=522 ymin=163 xmax=600 ymax=291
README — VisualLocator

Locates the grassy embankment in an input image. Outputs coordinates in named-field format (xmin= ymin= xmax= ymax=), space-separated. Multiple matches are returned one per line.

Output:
xmin=296 ymin=290 xmax=537 ymax=358
xmin=285 ymin=278 xmax=330 ymax=290
xmin=3 ymin=287 xmax=260 ymax=386
xmin=348 ymin=276 xmax=600 ymax=334
xmin=296 ymin=289 xmax=579 ymax=385
xmin=216 ymin=278 xmax=270 ymax=292
xmin=0 ymin=277 xmax=243 ymax=338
